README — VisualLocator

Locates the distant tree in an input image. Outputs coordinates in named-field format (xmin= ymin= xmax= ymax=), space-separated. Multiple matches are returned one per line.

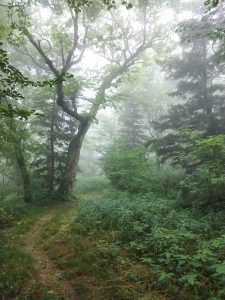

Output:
xmin=118 ymin=98 xmax=146 ymax=149
xmin=155 ymin=18 xmax=225 ymax=164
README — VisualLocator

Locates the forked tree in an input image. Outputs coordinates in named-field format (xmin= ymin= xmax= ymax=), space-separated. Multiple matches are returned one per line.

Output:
xmin=9 ymin=0 xmax=167 ymax=198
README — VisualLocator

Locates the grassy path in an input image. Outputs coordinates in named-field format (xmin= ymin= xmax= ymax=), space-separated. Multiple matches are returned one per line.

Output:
xmin=23 ymin=204 xmax=78 ymax=300
xmin=1 ymin=188 xmax=167 ymax=299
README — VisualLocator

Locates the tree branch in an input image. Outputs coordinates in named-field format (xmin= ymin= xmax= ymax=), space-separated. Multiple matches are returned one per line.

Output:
xmin=72 ymin=20 xmax=89 ymax=65
xmin=56 ymin=82 xmax=88 ymax=123
xmin=14 ymin=46 xmax=50 ymax=72
xmin=62 ymin=6 xmax=79 ymax=73
xmin=60 ymin=39 xmax=65 ymax=65
xmin=89 ymin=32 xmax=160 ymax=121
xmin=24 ymin=29 xmax=59 ymax=76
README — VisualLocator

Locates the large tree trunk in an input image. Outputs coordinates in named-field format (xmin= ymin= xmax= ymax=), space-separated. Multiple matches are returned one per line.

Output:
xmin=14 ymin=141 xmax=32 ymax=202
xmin=58 ymin=121 xmax=89 ymax=199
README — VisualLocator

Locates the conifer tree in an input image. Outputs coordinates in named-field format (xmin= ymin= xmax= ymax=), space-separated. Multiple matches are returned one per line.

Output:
xmin=155 ymin=18 xmax=225 ymax=164
xmin=118 ymin=98 xmax=146 ymax=149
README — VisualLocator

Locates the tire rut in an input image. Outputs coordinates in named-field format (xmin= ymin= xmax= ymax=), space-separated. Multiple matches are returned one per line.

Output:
xmin=24 ymin=206 xmax=78 ymax=299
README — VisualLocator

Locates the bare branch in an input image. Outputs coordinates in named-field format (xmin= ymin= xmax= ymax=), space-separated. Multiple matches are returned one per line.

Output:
xmin=0 ymin=3 xmax=11 ymax=7
xmin=38 ymin=38 xmax=52 ymax=52
xmin=24 ymin=23 xmax=89 ymax=124
xmin=14 ymin=46 xmax=50 ymax=72
xmin=142 ymin=2 xmax=147 ymax=45
xmin=62 ymin=6 xmax=79 ymax=73
xmin=72 ymin=20 xmax=89 ymax=65
xmin=92 ymin=49 xmax=121 ymax=66
xmin=89 ymin=32 xmax=160 ymax=121
xmin=60 ymin=40 xmax=65 ymax=65
xmin=77 ymin=95 xmax=94 ymax=103
xmin=110 ymin=12 xmax=132 ymax=58
xmin=24 ymin=29 xmax=59 ymax=76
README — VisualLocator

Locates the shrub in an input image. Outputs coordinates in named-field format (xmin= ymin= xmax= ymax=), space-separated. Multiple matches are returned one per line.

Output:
xmin=72 ymin=191 xmax=225 ymax=299
xmin=0 ymin=207 xmax=13 ymax=230
xmin=102 ymin=145 xmax=182 ymax=196
xmin=74 ymin=176 xmax=110 ymax=193
xmin=178 ymin=133 xmax=225 ymax=208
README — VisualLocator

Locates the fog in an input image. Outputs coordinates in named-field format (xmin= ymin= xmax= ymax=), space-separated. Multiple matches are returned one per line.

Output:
xmin=1 ymin=0 xmax=225 ymax=299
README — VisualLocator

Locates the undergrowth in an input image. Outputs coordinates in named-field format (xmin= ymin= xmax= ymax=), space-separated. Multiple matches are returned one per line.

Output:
xmin=41 ymin=210 xmax=165 ymax=299
xmin=74 ymin=191 xmax=225 ymax=299
xmin=41 ymin=180 xmax=225 ymax=300
xmin=0 ymin=196 xmax=64 ymax=299
xmin=1 ymin=176 xmax=225 ymax=299
xmin=40 ymin=184 xmax=166 ymax=299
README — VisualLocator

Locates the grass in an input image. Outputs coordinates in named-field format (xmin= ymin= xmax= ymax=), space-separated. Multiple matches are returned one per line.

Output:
xmin=39 ymin=181 xmax=167 ymax=300
xmin=41 ymin=211 xmax=165 ymax=299
xmin=70 ymin=190 xmax=225 ymax=300
xmin=74 ymin=176 xmax=111 ymax=194
xmin=0 ymin=196 xmax=67 ymax=299
xmin=39 ymin=177 xmax=225 ymax=300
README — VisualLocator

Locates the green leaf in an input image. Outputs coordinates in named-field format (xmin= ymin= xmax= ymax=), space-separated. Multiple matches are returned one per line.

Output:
xmin=216 ymin=264 xmax=225 ymax=275
xmin=158 ymin=271 xmax=173 ymax=282
xmin=181 ymin=273 xmax=197 ymax=286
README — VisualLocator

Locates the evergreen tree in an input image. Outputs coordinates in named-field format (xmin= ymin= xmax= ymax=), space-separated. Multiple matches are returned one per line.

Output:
xmin=30 ymin=92 xmax=79 ymax=196
xmin=155 ymin=18 xmax=225 ymax=165
xmin=118 ymin=98 xmax=146 ymax=150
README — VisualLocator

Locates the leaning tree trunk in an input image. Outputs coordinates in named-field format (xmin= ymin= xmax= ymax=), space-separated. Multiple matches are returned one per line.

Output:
xmin=58 ymin=121 xmax=89 ymax=199
xmin=14 ymin=141 xmax=32 ymax=202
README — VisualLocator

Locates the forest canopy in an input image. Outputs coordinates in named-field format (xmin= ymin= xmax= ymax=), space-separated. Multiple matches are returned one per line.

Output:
xmin=1 ymin=0 xmax=225 ymax=299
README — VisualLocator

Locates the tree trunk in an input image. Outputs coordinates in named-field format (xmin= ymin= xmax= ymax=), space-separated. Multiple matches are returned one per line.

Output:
xmin=47 ymin=99 xmax=56 ymax=194
xmin=58 ymin=121 xmax=89 ymax=199
xmin=202 ymin=38 xmax=214 ymax=135
xmin=14 ymin=141 xmax=32 ymax=202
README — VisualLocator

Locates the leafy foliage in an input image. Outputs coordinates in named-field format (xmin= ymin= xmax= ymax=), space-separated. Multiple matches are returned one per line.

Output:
xmin=0 ymin=207 xmax=13 ymax=230
xmin=102 ymin=144 xmax=182 ymax=196
xmin=204 ymin=0 xmax=219 ymax=8
xmin=154 ymin=130 xmax=225 ymax=207
xmin=0 ymin=45 xmax=57 ymax=120
xmin=178 ymin=132 xmax=225 ymax=207
xmin=102 ymin=146 xmax=149 ymax=193
xmin=67 ymin=0 xmax=133 ymax=12
xmin=73 ymin=189 xmax=225 ymax=299
xmin=1 ymin=1 xmax=225 ymax=299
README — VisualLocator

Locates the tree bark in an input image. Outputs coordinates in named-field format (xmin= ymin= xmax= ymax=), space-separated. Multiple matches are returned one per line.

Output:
xmin=47 ymin=99 xmax=56 ymax=194
xmin=57 ymin=69 xmax=133 ymax=199
xmin=14 ymin=141 xmax=32 ymax=202
xmin=58 ymin=120 xmax=89 ymax=198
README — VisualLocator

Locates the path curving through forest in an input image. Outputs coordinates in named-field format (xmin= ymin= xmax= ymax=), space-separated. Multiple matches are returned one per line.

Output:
xmin=23 ymin=205 xmax=78 ymax=300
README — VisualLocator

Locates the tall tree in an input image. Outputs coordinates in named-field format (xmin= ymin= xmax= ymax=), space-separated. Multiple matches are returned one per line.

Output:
xmin=155 ymin=17 xmax=225 ymax=164
xmin=8 ymin=0 xmax=168 ymax=198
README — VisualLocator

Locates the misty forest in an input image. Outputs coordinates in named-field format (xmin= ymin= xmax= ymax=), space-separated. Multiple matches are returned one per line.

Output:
xmin=1 ymin=0 xmax=225 ymax=299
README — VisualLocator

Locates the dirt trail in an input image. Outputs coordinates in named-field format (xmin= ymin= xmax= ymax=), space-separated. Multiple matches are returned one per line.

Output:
xmin=24 ymin=206 xmax=77 ymax=299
